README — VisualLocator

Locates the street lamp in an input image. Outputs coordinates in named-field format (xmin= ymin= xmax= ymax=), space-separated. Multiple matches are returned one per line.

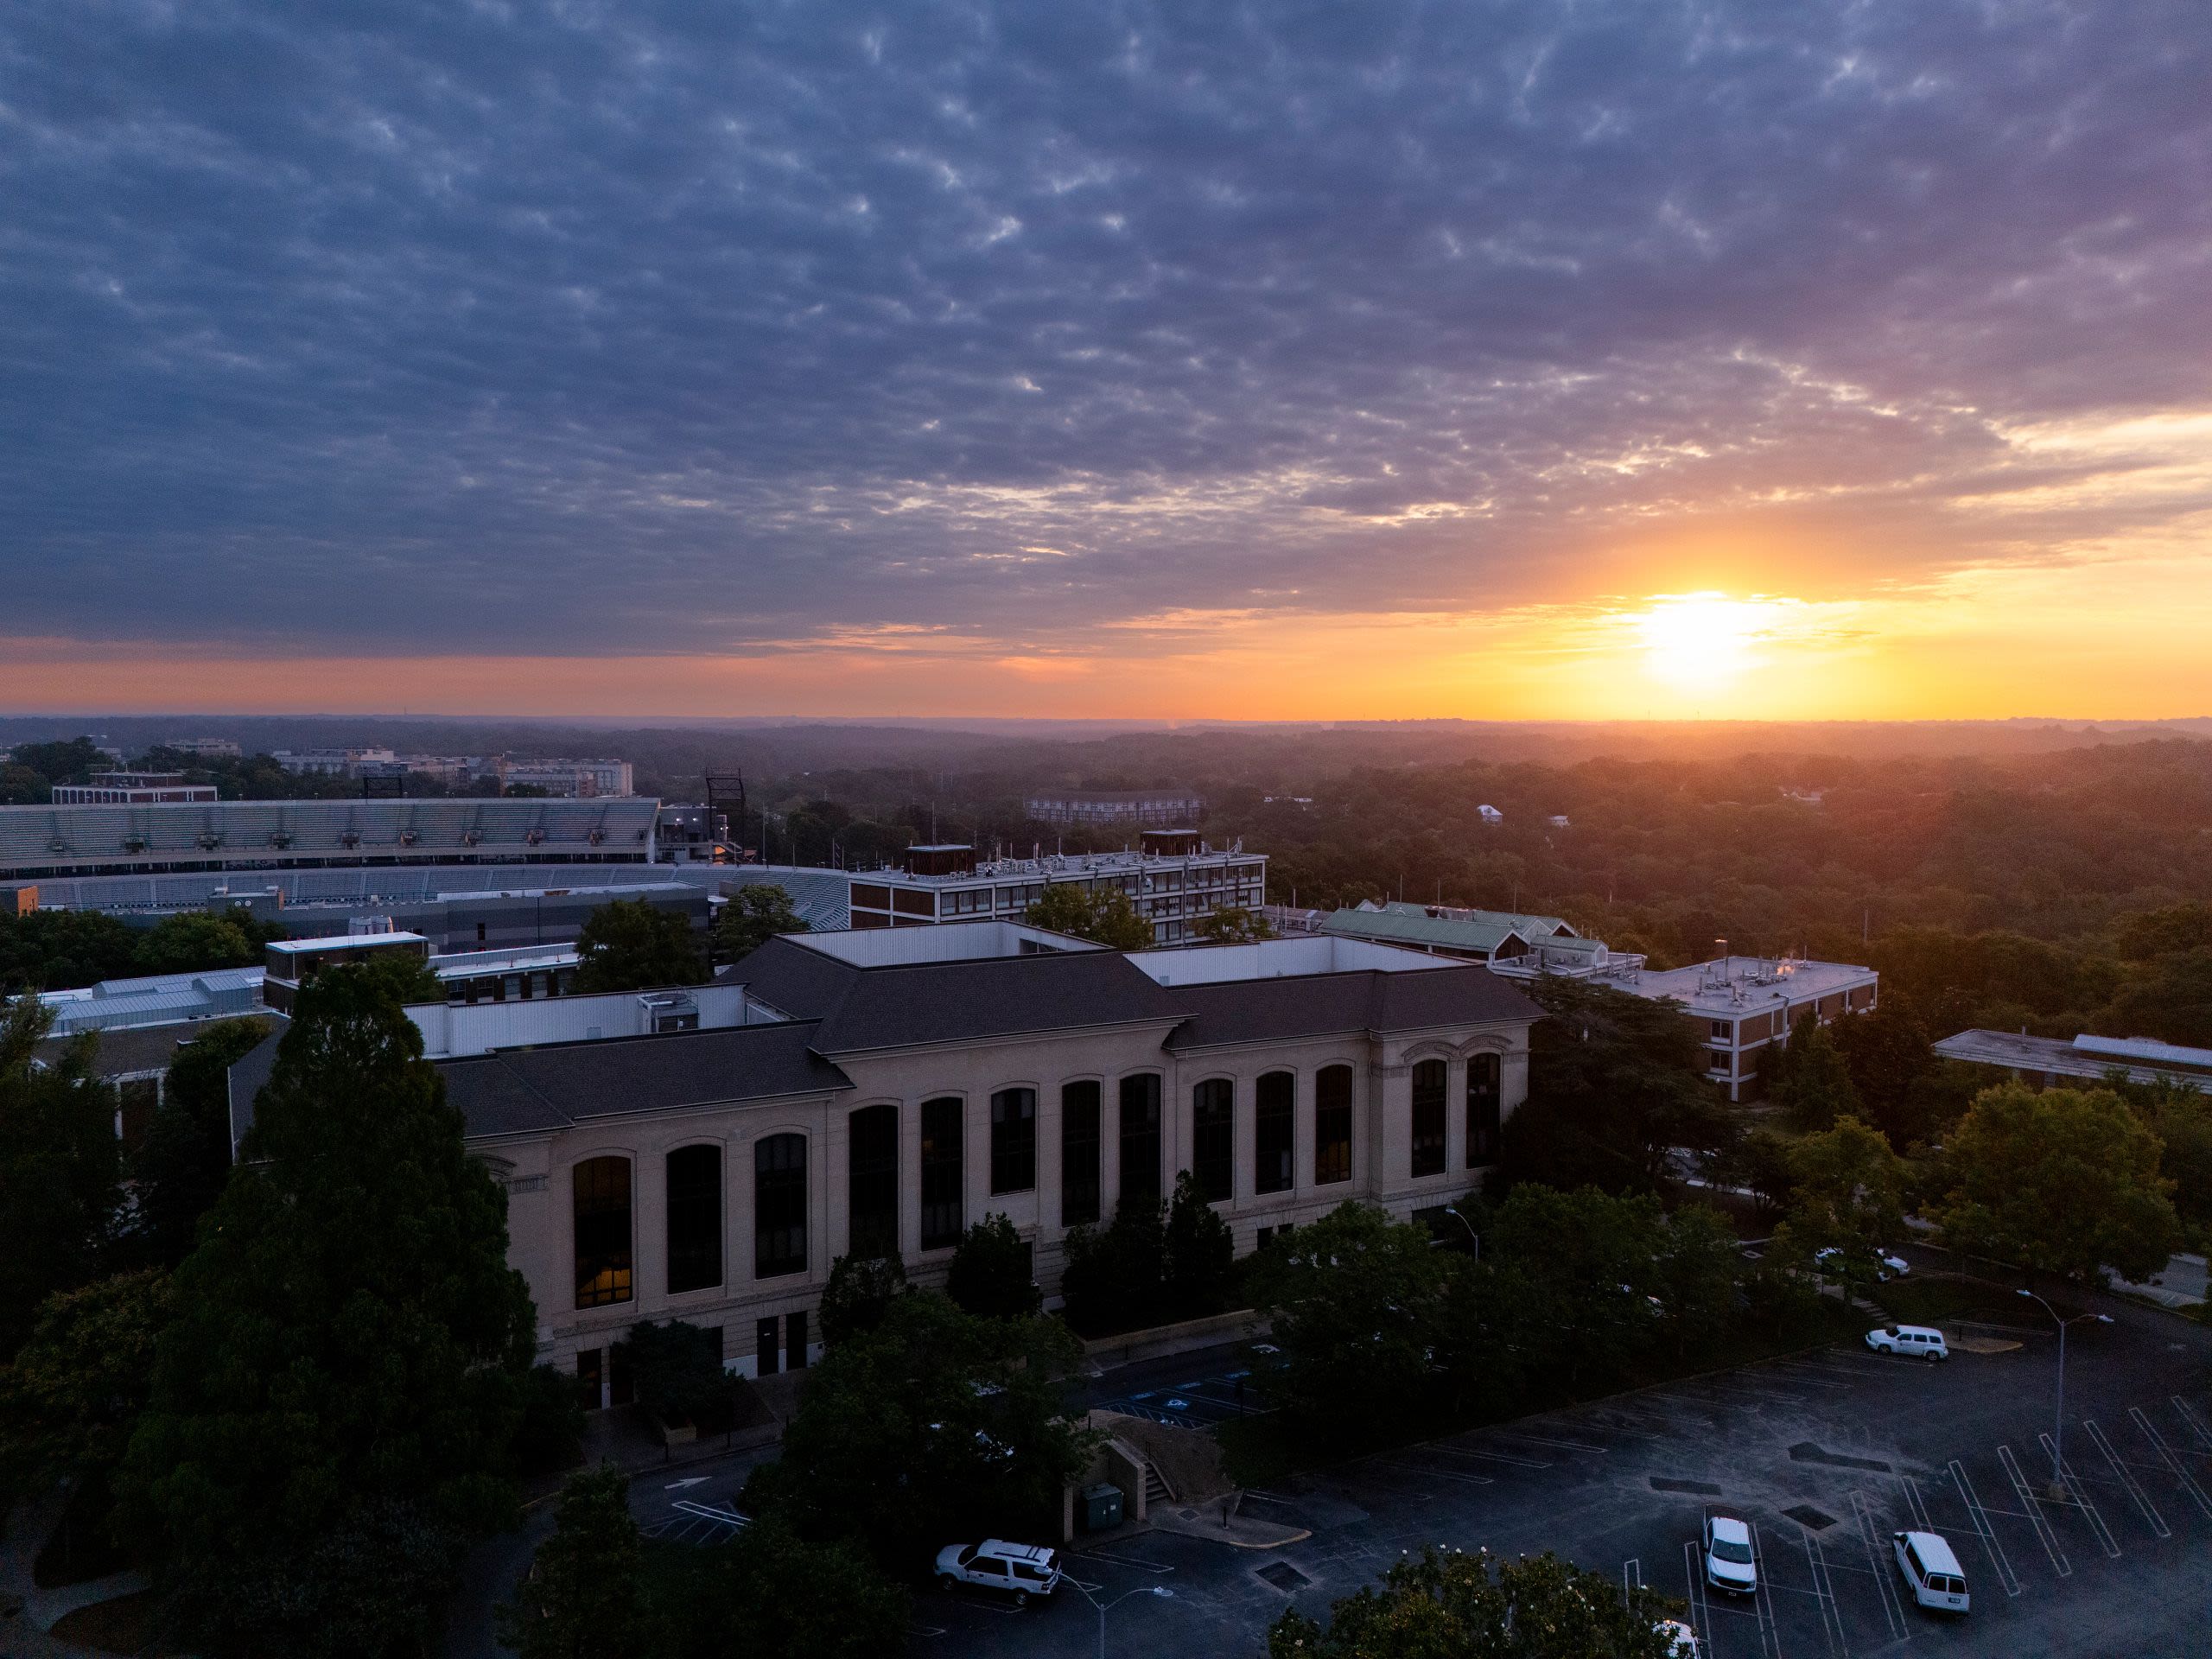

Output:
xmin=2017 ymin=1289 xmax=2113 ymax=1501
xmin=1071 ymin=1582 xmax=1172 ymax=1659
xmin=1441 ymin=1205 xmax=1481 ymax=1258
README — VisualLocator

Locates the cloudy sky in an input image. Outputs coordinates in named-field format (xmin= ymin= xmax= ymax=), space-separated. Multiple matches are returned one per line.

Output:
xmin=3 ymin=1 xmax=2209 ymax=718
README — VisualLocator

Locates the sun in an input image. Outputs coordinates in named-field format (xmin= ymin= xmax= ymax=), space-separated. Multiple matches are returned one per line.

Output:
xmin=1633 ymin=593 xmax=1775 ymax=687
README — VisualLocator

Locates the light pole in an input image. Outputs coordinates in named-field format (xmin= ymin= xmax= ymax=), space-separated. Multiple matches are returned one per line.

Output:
xmin=1441 ymin=1205 xmax=1481 ymax=1258
xmin=1071 ymin=1582 xmax=1172 ymax=1659
xmin=2017 ymin=1289 xmax=2113 ymax=1501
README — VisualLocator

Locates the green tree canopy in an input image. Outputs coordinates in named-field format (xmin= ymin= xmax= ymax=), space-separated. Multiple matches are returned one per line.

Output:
xmin=130 ymin=911 xmax=278 ymax=976
xmin=2106 ymin=1073 xmax=2212 ymax=1236
xmin=1936 ymin=1083 xmax=2182 ymax=1282
xmin=746 ymin=1291 xmax=1093 ymax=1568
xmin=119 ymin=963 xmax=538 ymax=1655
xmin=1484 ymin=1184 xmax=1668 ymax=1388
xmin=497 ymin=1464 xmax=644 ymax=1659
xmin=1058 ymin=1198 xmax=1166 ymax=1335
xmin=819 ymin=1251 xmax=908 ymax=1345
xmin=0 ymin=997 xmax=120 ymax=1357
xmin=945 ymin=1211 xmax=1041 ymax=1321
xmin=1022 ymin=882 xmax=1155 ymax=950
xmin=1764 ymin=1011 xmax=1863 ymax=1132
xmin=1268 ymin=1546 xmax=1683 ymax=1659
xmin=626 ymin=1319 xmax=734 ymax=1427
xmin=0 ymin=909 xmax=140 ymax=993
xmin=714 ymin=883 xmax=810 ymax=961
xmin=128 ymin=1016 xmax=272 ymax=1268
xmin=574 ymin=898 xmax=710 ymax=993
xmin=0 ymin=1268 xmax=170 ymax=1495
xmin=1163 ymin=1168 xmax=1236 ymax=1316
xmin=1779 ymin=1114 xmax=1907 ymax=1284
xmin=8 ymin=737 xmax=105 ymax=786
xmin=1194 ymin=904 xmax=1274 ymax=943
xmin=649 ymin=1516 xmax=910 ymax=1659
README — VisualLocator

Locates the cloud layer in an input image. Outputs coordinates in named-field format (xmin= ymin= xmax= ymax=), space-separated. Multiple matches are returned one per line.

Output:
xmin=3 ymin=1 xmax=2209 ymax=662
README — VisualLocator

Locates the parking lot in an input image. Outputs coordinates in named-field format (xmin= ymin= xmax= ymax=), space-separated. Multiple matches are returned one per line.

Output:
xmin=922 ymin=1297 xmax=2212 ymax=1657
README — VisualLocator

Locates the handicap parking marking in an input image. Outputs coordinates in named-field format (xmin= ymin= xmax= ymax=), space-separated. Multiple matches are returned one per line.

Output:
xmin=2084 ymin=1420 xmax=2170 ymax=1540
xmin=1996 ymin=1442 xmax=2073 ymax=1578
xmin=2171 ymin=1395 xmax=2212 ymax=1453
xmin=1944 ymin=1459 xmax=2021 ymax=1598
xmin=1849 ymin=1491 xmax=1910 ymax=1643
xmin=2130 ymin=1405 xmax=2212 ymax=1520
xmin=2036 ymin=1433 xmax=2121 ymax=1558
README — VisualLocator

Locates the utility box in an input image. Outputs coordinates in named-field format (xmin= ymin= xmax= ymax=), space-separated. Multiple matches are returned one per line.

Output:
xmin=1081 ymin=1483 xmax=1125 ymax=1532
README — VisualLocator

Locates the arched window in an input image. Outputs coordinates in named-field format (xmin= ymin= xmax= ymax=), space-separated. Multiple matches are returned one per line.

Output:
xmin=1313 ymin=1065 xmax=1353 ymax=1185
xmin=848 ymin=1105 xmax=899 ymax=1259
xmin=1192 ymin=1078 xmax=1234 ymax=1203
xmin=919 ymin=1097 xmax=963 ymax=1250
xmin=1410 ymin=1059 xmax=1447 ymax=1178
xmin=754 ymin=1134 xmax=807 ymax=1279
xmin=1466 ymin=1052 xmax=1502 ymax=1166
xmin=990 ymin=1087 xmax=1038 ymax=1195
xmin=573 ymin=1155 xmax=632 ymax=1309
xmin=1118 ymin=1074 xmax=1162 ymax=1211
xmin=665 ymin=1144 xmax=722 ymax=1294
xmin=1061 ymin=1080 xmax=1102 ymax=1227
xmin=1254 ymin=1071 xmax=1294 ymax=1195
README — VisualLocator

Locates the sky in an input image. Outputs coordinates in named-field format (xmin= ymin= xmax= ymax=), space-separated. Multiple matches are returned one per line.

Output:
xmin=3 ymin=1 xmax=2209 ymax=721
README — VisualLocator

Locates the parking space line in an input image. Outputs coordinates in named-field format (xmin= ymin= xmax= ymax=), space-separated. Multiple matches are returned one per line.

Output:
xmin=1492 ymin=1430 xmax=1608 ymax=1454
xmin=1945 ymin=1459 xmax=2021 ymax=1597
xmin=1067 ymin=1548 xmax=1177 ymax=1572
xmin=2085 ymin=1420 xmax=2169 ymax=1540
xmin=1623 ymin=1555 xmax=1643 ymax=1597
xmin=1850 ymin=1491 xmax=1910 ymax=1642
xmin=1370 ymin=1456 xmax=1491 ymax=1486
xmin=1897 ymin=1473 xmax=1935 ymax=1533
xmin=1683 ymin=1540 xmax=1715 ymax=1643
xmin=2037 ymin=1433 xmax=2121 ymax=1557
xmin=2130 ymin=1405 xmax=2212 ymax=1520
xmin=1800 ymin=1528 xmax=1848 ymax=1657
xmin=2172 ymin=1395 xmax=2212 ymax=1453
xmin=1433 ymin=1442 xmax=1550 ymax=1470
xmin=1997 ymin=1443 xmax=2073 ymax=1578
xmin=1750 ymin=1524 xmax=1785 ymax=1658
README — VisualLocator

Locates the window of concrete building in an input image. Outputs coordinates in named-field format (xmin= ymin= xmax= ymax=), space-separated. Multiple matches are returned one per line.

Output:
xmin=1192 ymin=1077 xmax=1234 ymax=1203
xmin=1255 ymin=1071 xmax=1294 ymax=1195
xmin=1118 ymin=1074 xmax=1162 ymax=1211
xmin=1314 ymin=1065 xmax=1353 ymax=1185
xmin=1410 ymin=1059 xmax=1447 ymax=1178
xmin=753 ymin=1134 xmax=807 ymax=1279
xmin=665 ymin=1143 xmax=723 ymax=1294
xmin=1062 ymin=1080 xmax=1102 ymax=1227
xmin=990 ymin=1087 xmax=1038 ymax=1195
xmin=848 ymin=1104 xmax=899 ymax=1259
xmin=920 ymin=1096 xmax=964 ymax=1249
xmin=1466 ymin=1053 xmax=1502 ymax=1167
xmin=573 ymin=1155 xmax=633 ymax=1309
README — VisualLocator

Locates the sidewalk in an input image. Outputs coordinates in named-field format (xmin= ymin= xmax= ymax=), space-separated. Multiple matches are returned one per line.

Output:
xmin=0 ymin=1483 xmax=149 ymax=1658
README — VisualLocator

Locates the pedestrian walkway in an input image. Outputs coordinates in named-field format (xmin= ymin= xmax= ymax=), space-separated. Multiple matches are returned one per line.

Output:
xmin=0 ymin=1483 xmax=152 ymax=1658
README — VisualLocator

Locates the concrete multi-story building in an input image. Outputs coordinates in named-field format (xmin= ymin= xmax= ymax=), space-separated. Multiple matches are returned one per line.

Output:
xmin=226 ymin=923 xmax=1538 ymax=1391
xmin=1021 ymin=789 xmax=1205 ymax=829
xmin=1628 ymin=955 xmax=1878 ymax=1102
xmin=498 ymin=758 xmax=635 ymax=798
xmin=50 ymin=772 xmax=219 ymax=805
xmin=272 ymin=747 xmax=399 ymax=776
xmin=845 ymin=832 xmax=1263 ymax=944
xmin=162 ymin=738 xmax=242 ymax=759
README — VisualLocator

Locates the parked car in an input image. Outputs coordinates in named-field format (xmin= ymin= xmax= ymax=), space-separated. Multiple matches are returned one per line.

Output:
xmin=1701 ymin=1515 xmax=1758 ymax=1595
xmin=935 ymin=1539 xmax=1063 ymax=1605
xmin=1655 ymin=1617 xmax=1703 ymax=1656
xmin=1892 ymin=1529 xmax=1971 ymax=1613
xmin=1865 ymin=1324 xmax=1949 ymax=1361
xmin=1815 ymin=1246 xmax=1910 ymax=1281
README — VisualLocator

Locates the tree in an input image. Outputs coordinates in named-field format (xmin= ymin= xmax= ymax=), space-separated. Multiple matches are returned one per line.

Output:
xmin=496 ymin=1465 xmax=644 ymax=1659
xmin=1249 ymin=1201 xmax=1454 ymax=1428
xmin=1058 ymin=1198 xmax=1166 ymax=1335
xmin=130 ymin=911 xmax=269 ymax=976
xmin=0 ymin=1268 xmax=170 ymax=1495
xmin=0 ymin=762 xmax=47 ymax=804
xmin=128 ymin=1016 xmax=271 ymax=1267
xmin=1765 ymin=1012 xmax=1862 ymax=1132
xmin=573 ymin=899 xmax=709 ymax=994
xmin=2107 ymin=1075 xmax=2212 ymax=1236
xmin=1936 ymin=1083 xmax=2182 ymax=1282
xmin=650 ymin=1516 xmax=908 ymax=1659
xmin=1022 ymin=882 xmax=1155 ymax=950
xmin=119 ymin=963 xmax=538 ymax=1655
xmin=1719 ymin=1126 xmax=1799 ymax=1224
xmin=0 ymin=997 xmax=120 ymax=1357
xmin=1777 ymin=1116 xmax=1907 ymax=1299
xmin=715 ymin=883 xmax=810 ymax=961
xmin=945 ymin=1212 xmax=1040 ymax=1320
xmin=1485 ymin=1185 xmax=1666 ymax=1388
xmin=8 ymin=737 xmax=105 ymax=786
xmin=1162 ymin=1168 xmax=1235 ymax=1316
xmin=1832 ymin=1001 xmax=1946 ymax=1147
xmin=1194 ymin=905 xmax=1274 ymax=943
xmin=1268 ymin=1545 xmax=1682 ymax=1659
xmin=820 ymin=1251 xmax=907 ymax=1345
xmin=746 ymin=1292 xmax=1094 ymax=1567
xmin=0 ymin=908 xmax=139 ymax=993
xmin=626 ymin=1319 xmax=734 ymax=1427
xmin=1649 ymin=1205 xmax=1744 ymax=1359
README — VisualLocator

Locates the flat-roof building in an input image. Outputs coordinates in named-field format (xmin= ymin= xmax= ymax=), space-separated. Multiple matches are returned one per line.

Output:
xmin=1624 ymin=955 xmax=1878 ymax=1102
xmin=1932 ymin=1029 xmax=2212 ymax=1095
xmin=50 ymin=772 xmax=219 ymax=805
xmin=1021 ymin=789 xmax=1205 ymax=828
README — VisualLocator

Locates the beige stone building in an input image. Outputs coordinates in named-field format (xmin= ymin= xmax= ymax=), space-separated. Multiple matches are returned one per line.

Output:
xmin=232 ymin=923 xmax=1537 ymax=1405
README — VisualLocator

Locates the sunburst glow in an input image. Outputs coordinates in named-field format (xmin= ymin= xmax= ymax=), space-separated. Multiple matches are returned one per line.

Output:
xmin=1633 ymin=594 xmax=1782 ymax=687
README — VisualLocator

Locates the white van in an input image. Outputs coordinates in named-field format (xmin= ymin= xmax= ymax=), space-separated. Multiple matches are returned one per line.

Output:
xmin=1892 ymin=1530 xmax=1970 ymax=1613
xmin=1865 ymin=1324 xmax=1948 ymax=1361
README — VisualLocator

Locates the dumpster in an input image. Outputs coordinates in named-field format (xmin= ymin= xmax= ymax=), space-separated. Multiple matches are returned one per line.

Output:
xmin=1081 ymin=1482 xmax=1125 ymax=1531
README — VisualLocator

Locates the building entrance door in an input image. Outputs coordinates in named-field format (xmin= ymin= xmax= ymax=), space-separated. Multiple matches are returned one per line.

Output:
xmin=756 ymin=1316 xmax=780 ymax=1376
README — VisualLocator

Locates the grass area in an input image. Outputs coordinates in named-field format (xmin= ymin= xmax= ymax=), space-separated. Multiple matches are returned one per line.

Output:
xmin=1217 ymin=1300 xmax=1864 ymax=1488
xmin=1871 ymin=1274 xmax=2059 ymax=1328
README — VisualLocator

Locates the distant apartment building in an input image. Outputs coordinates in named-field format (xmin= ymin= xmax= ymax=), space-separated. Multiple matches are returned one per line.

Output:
xmin=498 ymin=758 xmax=636 ymax=798
xmin=272 ymin=747 xmax=399 ymax=776
xmin=162 ymin=737 xmax=242 ymax=759
xmin=1021 ymin=788 xmax=1205 ymax=829
xmin=50 ymin=772 xmax=219 ymax=805
xmin=845 ymin=831 xmax=1264 ymax=944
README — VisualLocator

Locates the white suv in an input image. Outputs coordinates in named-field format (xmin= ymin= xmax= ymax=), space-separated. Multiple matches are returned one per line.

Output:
xmin=935 ymin=1539 xmax=1063 ymax=1605
xmin=1866 ymin=1324 xmax=1949 ymax=1361
xmin=1702 ymin=1515 xmax=1758 ymax=1595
